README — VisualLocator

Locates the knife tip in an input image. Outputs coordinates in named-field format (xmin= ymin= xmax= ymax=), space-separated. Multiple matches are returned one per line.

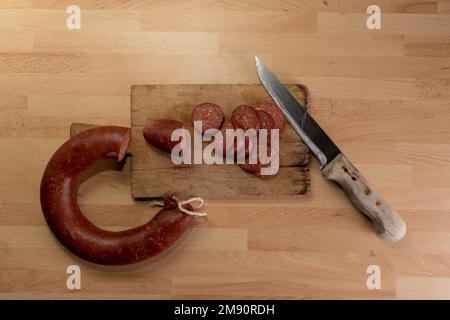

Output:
xmin=254 ymin=56 xmax=260 ymax=64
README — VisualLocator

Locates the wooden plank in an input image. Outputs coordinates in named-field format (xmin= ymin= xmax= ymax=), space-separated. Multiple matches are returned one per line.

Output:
xmin=318 ymin=13 xmax=450 ymax=36
xmin=219 ymin=33 xmax=405 ymax=57
xmin=140 ymin=7 xmax=317 ymax=33
xmin=0 ymin=9 xmax=140 ymax=31
xmin=397 ymin=276 xmax=450 ymax=299
xmin=2 ymin=0 xmax=450 ymax=300
xmin=70 ymin=122 xmax=101 ymax=136
xmin=438 ymin=0 xmax=450 ymax=13
xmin=34 ymin=31 xmax=218 ymax=54
xmin=132 ymin=166 xmax=309 ymax=198
xmin=130 ymin=84 xmax=310 ymax=198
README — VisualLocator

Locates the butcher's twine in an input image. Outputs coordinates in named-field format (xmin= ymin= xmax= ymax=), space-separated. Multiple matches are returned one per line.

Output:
xmin=150 ymin=197 xmax=207 ymax=217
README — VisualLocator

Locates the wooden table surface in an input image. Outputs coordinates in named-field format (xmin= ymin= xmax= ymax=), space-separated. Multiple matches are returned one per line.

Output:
xmin=1 ymin=0 xmax=450 ymax=300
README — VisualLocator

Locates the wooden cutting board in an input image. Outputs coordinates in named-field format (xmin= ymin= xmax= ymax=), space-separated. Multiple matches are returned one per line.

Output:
xmin=130 ymin=84 xmax=310 ymax=199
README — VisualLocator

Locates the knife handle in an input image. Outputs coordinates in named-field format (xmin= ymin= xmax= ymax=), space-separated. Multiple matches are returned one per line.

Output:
xmin=321 ymin=153 xmax=406 ymax=242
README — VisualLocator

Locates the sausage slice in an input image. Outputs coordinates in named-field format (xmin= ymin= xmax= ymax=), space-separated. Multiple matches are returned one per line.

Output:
xmin=191 ymin=102 xmax=224 ymax=133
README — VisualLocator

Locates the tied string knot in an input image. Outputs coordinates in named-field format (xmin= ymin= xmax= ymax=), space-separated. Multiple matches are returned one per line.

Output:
xmin=150 ymin=197 xmax=207 ymax=217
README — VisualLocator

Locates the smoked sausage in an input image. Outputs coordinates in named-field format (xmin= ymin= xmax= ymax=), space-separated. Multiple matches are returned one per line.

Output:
xmin=231 ymin=105 xmax=261 ymax=131
xmin=220 ymin=119 xmax=255 ymax=161
xmin=256 ymin=109 xmax=275 ymax=141
xmin=220 ymin=119 xmax=235 ymax=156
xmin=256 ymin=102 xmax=285 ymax=130
xmin=40 ymin=126 xmax=193 ymax=265
xmin=239 ymin=145 xmax=280 ymax=177
xmin=143 ymin=119 xmax=185 ymax=153
xmin=191 ymin=102 xmax=224 ymax=133
xmin=257 ymin=110 xmax=275 ymax=131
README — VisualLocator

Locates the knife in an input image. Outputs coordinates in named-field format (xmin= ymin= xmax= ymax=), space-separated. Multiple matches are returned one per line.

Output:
xmin=255 ymin=56 xmax=406 ymax=242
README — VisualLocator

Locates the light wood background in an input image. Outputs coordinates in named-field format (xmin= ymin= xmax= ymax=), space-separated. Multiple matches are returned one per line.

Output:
xmin=1 ymin=0 xmax=450 ymax=300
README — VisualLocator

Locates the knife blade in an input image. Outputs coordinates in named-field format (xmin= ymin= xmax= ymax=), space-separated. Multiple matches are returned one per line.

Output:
xmin=255 ymin=56 xmax=406 ymax=242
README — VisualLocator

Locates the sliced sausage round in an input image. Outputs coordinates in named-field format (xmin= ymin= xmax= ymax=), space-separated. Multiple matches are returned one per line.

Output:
xmin=191 ymin=102 xmax=224 ymax=133
xmin=221 ymin=119 xmax=255 ymax=161
xmin=220 ymin=119 xmax=235 ymax=156
xmin=257 ymin=110 xmax=275 ymax=131
xmin=239 ymin=145 xmax=280 ymax=177
xmin=239 ymin=162 xmax=262 ymax=173
xmin=256 ymin=102 xmax=285 ymax=130
xmin=231 ymin=105 xmax=261 ymax=131
xmin=257 ymin=109 xmax=275 ymax=142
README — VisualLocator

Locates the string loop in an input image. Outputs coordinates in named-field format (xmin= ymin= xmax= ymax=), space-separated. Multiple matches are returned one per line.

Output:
xmin=150 ymin=197 xmax=206 ymax=217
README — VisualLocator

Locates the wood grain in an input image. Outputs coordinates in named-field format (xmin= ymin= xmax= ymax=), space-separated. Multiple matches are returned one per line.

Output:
xmin=130 ymin=84 xmax=310 ymax=198
xmin=1 ymin=0 xmax=450 ymax=300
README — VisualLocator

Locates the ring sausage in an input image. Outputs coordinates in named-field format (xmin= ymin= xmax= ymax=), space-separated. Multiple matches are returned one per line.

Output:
xmin=40 ymin=126 xmax=193 ymax=265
